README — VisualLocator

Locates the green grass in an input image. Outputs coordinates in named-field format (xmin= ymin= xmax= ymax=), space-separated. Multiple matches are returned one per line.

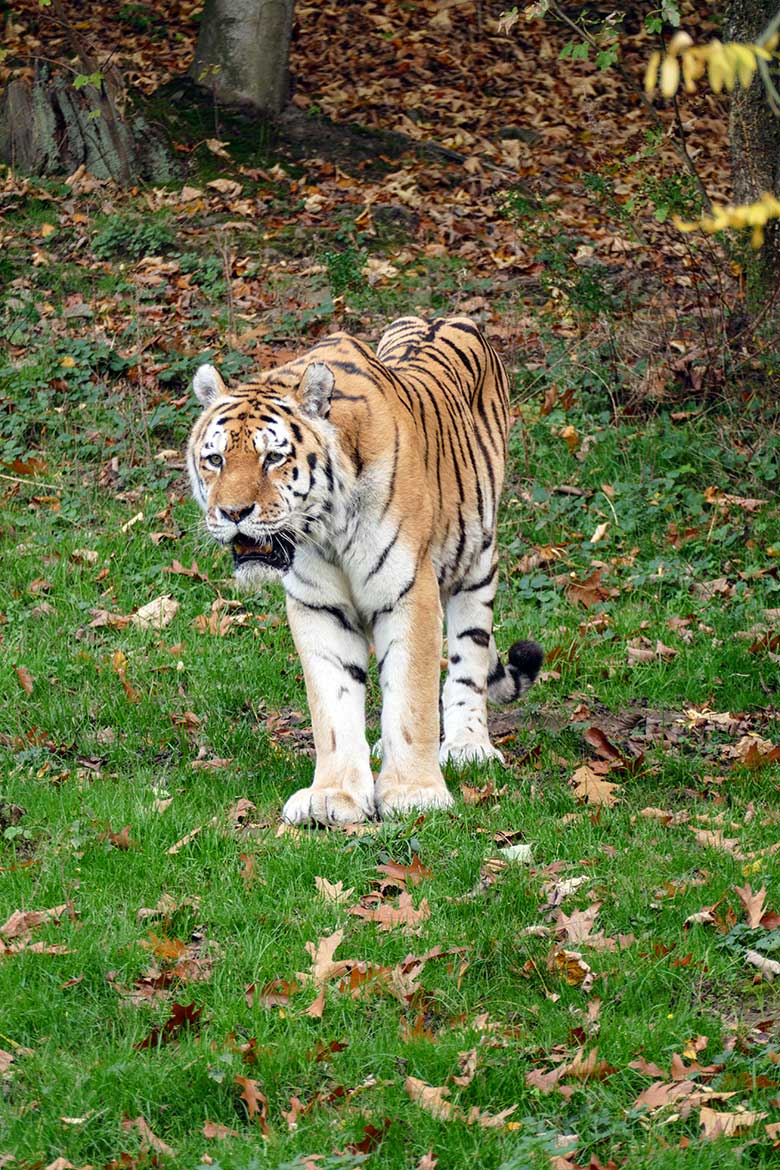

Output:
xmin=2 ymin=177 xmax=780 ymax=1170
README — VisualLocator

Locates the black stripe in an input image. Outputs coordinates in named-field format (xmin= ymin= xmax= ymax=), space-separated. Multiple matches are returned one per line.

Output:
xmin=365 ymin=522 xmax=401 ymax=582
xmin=343 ymin=663 xmax=367 ymax=685
xmin=288 ymin=598 xmax=358 ymax=633
xmin=461 ymin=564 xmax=497 ymax=593
xmin=457 ymin=627 xmax=490 ymax=647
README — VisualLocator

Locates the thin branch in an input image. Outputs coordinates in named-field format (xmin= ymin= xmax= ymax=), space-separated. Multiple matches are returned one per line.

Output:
xmin=548 ymin=2 xmax=712 ymax=212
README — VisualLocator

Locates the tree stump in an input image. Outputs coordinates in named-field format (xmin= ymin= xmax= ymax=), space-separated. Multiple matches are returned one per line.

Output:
xmin=0 ymin=66 xmax=178 ymax=184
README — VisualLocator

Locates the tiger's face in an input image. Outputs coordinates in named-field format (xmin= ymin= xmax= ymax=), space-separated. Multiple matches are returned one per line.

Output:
xmin=187 ymin=361 xmax=336 ymax=584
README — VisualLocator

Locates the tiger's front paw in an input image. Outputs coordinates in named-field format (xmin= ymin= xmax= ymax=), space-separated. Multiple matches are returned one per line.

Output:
xmin=439 ymin=739 xmax=505 ymax=768
xmin=282 ymin=780 xmax=376 ymax=826
xmin=375 ymin=772 xmax=454 ymax=819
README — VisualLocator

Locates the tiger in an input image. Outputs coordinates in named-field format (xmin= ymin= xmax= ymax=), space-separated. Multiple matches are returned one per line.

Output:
xmin=187 ymin=316 xmax=543 ymax=824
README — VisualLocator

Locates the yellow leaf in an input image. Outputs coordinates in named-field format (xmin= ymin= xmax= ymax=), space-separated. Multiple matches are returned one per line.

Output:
xmin=40 ymin=223 xmax=57 ymax=238
xmin=660 ymin=55 xmax=681 ymax=98
xmin=644 ymin=50 xmax=661 ymax=95
xmin=111 ymin=649 xmax=128 ymax=674
xmin=560 ymin=424 xmax=579 ymax=453
xmin=730 ymin=43 xmax=758 ymax=89
xmin=60 ymin=356 xmax=76 ymax=368
xmin=668 ymin=31 xmax=694 ymax=55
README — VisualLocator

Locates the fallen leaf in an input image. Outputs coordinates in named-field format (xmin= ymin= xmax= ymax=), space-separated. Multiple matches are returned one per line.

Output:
xmin=565 ymin=569 xmax=615 ymax=609
xmin=550 ymin=948 xmax=595 ymax=991
xmin=245 ymin=978 xmax=299 ymax=1009
xmin=699 ymin=1105 xmax=767 ymax=1139
xmin=746 ymin=949 xmax=780 ymax=982
xmin=314 ymin=876 xmax=355 ymax=904
xmin=570 ymin=765 xmax=621 ymax=808
xmin=15 ymin=666 xmax=34 ymax=695
xmin=208 ymin=177 xmax=243 ymax=198
xmin=452 ymin=1048 xmax=478 ymax=1087
xmin=70 ymin=548 xmax=99 ymax=566
xmin=583 ymin=726 xmax=623 ymax=761
xmin=131 ymin=595 xmax=179 ymax=630
xmin=235 ymin=1075 xmax=269 ymax=1132
xmin=121 ymin=1114 xmax=177 ymax=1156
xmin=734 ymin=882 xmax=767 ymax=928
xmin=349 ymin=891 xmax=431 ymax=933
xmin=202 ymin=1120 xmax=241 ymax=1139
xmin=0 ymin=903 xmax=70 ymax=941
xmin=134 ymin=1001 xmax=202 ymax=1049
xmin=405 ymin=1075 xmax=454 ymax=1121
xmin=375 ymin=856 xmax=433 ymax=886
xmin=466 ymin=1103 xmax=519 ymax=1127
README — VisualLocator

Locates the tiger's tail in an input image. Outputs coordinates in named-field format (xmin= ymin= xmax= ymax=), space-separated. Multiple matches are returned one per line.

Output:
xmin=487 ymin=638 xmax=544 ymax=705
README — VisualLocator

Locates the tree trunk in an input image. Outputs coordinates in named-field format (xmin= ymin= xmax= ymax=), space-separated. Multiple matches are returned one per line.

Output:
xmin=724 ymin=0 xmax=780 ymax=303
xmin=0 ymin=66 xmax=178 ymax=183
xmin=190 ymin=0 xmax=295 ymax=114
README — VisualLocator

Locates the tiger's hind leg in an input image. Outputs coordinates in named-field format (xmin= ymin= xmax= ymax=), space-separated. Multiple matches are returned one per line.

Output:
xmin=439 ymin=548 xmax=504 ymax=767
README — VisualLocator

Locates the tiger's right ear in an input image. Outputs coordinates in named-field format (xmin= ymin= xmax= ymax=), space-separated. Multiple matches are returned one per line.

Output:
xmin=193 ymin=364 xmax=226 ymax=407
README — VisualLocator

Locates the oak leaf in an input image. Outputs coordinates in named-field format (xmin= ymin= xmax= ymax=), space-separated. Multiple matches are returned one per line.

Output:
xmin=570 ymin=766 xmax=621 ymax=807
xmin=404 ymin=1075 xmax=454 ymax=1121
xmin=121 ymin=1115 xmax=176 ymax=1156
xmin=235 ymin=1075 xmax=269 ymax=1132
xmin=700 ymin=1105 xmax=767 ymax=1139
xmin=350 ymin=891 xmax=431 ymax=933
xmin=734 ymin=882 xmax=767 ymax=928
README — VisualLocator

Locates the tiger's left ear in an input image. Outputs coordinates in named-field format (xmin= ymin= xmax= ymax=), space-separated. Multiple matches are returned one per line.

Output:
xmin=299 ymin=362 xmax=335 ymax=418
xmin=193 ymin=364 xmax=226 ymax=407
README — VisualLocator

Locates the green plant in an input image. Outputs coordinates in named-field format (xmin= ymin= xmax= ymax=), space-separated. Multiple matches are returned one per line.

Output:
xmin=323 ymin=247 xmax=369 ymax=297
xmin=92 ymin=214 xmax=177 ymax=260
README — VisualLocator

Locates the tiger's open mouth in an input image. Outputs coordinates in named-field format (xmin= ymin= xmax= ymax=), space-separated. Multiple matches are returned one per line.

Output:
xmin=231 ymin=531 xmax=295 ymax=572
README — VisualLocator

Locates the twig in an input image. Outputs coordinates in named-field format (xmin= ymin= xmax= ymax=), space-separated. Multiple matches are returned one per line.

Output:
xmin=0 ymin=472 xmax=62 ymax=492
xmin=670 ymin=92 xmax=712 ymax=214
xmin=547 ymin=2 xmax=712 ymax=213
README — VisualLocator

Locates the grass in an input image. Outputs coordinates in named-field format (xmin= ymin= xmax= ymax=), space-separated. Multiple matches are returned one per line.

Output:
xmin=2 ymin=175 xmax=780 ymax=1170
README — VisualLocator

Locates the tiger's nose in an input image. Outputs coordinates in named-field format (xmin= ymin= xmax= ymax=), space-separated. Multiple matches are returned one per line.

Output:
xmin=219 ymin=504 xmax=254 ymax=524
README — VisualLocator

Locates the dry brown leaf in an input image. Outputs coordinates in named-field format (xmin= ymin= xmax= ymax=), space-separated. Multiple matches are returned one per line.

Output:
xmin=570 ymin=765 xmax=621 ymax=808
xmin=298 ymin=929 xmax=358 ymax=997
xmin=416 ymin=1154 xmax=438 ymax=1170
xmin=167 ymin=825 xmax=203 ymax=854
xmin=405 ymin=1075 xmax=454 ymax=1121
xmin=452 ymin=1048 xmax=478 ymax=1087
xmin=70 ymin=548 xmax=98 ymax=566
xmin=375 ymin=856 xmax=433 ymax=886
xmin=131 ymin=595 xmax=179 ymax=630
xmin=350 ymin=891 xmax=431 ymax=933
xmin=15 ymin=665 xmax=34 ymax=694
xmin=0 ymin=904 xmax=70 ymax=941
xmin=554 ymin=904 xmax=601 ymax=944
xmin=745 ymin=949 xmax=780 ymax=982
xmin=122 ymin=1114 xmax=177 ymax=1156
xmin=691 ymin=828 xmax=744 ymax=856
xmin=734 ymin=882 xmax=767 ymax=928
xmin=699 ymin=1105 xmax=767 ymax=1139
xmin=235 ymin=1075 xmax=269 ymax=1132
xmin=466 ymin=1103 xmax=519 ymax=1127
xmin=550 ymin=948 xmax=595 ymax=991
xmin=207 ymin=177 xmax=243 ymax=198
xmin=202 ymin=1120 xmax=241 ymax=1139
xmin=314 ymin=876 xmax=355 ymax=904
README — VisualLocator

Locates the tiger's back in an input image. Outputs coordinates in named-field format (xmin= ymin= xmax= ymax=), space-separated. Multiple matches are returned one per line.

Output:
xmin=375 ymin=316 xmax=511 ymax=594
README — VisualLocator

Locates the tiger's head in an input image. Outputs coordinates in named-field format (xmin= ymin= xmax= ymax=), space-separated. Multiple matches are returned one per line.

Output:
xmin=187 ymin=361 xmax=338 ymax=585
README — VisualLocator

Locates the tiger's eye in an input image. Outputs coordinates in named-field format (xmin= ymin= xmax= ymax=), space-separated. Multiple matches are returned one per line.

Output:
xmin=205 ymin=453 xmax=223 ymax=469
xmin=265 ymin=451 xmax=286 ymax=467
